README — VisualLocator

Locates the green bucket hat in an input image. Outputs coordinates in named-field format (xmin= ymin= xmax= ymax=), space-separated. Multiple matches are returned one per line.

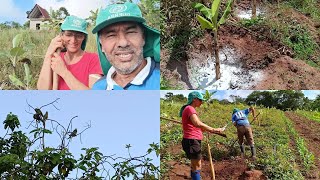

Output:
xmin=60 ymin=15 xmax=88 ymax=50
xmin=233 ymin=108 xmax=240 ymax=114
xmin=187 ymin=91 xmax=204 ymax=105
xmin=92 ymin=2 xmax=160 ymax=74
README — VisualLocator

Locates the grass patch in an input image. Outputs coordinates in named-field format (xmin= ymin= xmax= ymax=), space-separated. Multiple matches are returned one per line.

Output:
xmin=264 ymin=4 xmax=320 ymax=68
xmin=296 ymin=110 xmax=320 ymax=123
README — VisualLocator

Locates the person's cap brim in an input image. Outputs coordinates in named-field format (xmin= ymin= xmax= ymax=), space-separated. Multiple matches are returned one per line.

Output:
xmin=92 ymin=16 xmax=145 ymax=34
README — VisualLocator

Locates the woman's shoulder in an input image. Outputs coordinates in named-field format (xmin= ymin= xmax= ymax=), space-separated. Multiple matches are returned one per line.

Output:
xmin=83 ymin=51 xmax=99 ymax=59
xmin=185 ymin=105 xmax=195 ymax=111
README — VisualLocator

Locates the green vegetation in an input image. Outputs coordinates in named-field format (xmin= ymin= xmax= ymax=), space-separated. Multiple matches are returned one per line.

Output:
xmin=161 ymin=0 xmax=204 ymax=62
xmin=160 ymin=92 xmax=318 ymax=179
xmin=264 ymin=1 xmax=320 ymax=67
xmin=296 ymin=110 xmax=320 ymax=123
xmin=286 ymin=0 xmax=320 ymax=21
xmin=0 ymin=99 xmax=160 ymax=179
xmin=240 ymin=16 xmax=264 ymax=27
xmin=285 ymin=114 xmax=315 ymax=174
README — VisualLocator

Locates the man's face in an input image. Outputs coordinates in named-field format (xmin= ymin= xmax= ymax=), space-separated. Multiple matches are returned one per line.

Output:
xmin=99 ymin=21 xmax=145 ymax=75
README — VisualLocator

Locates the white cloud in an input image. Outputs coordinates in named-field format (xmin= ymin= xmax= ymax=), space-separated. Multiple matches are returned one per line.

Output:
xmin=160 ymin=90 xmax=253 ymax=101
xmin=302 ymin=90 xmax=320 ymax=100
xmin=34 ymin=0 xmax=109 ymax=20
xmin=214 ymin=90 xmax=253 ymax=101
xmin=0 ymin=0 xmax=26 ymax=23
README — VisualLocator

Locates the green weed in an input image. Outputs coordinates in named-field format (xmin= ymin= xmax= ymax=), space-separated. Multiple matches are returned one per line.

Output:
xmin=240 ymin=16 xmax=264 ymax=27
xmin=296 ymin=110 xmax=320 ymax=123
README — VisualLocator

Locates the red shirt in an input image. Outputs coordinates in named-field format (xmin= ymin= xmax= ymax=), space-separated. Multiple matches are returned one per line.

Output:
xmin=58 ymin=52 xmax=102 ymax=90
xmin=182 ymin=105 xmax=203 ymax=140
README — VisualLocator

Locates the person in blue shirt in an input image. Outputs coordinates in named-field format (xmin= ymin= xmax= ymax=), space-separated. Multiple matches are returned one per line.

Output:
xmin=232 ymin=107 xmax=256 ymax=159
xmin=91 ymin=2 xmax=160 ymax=90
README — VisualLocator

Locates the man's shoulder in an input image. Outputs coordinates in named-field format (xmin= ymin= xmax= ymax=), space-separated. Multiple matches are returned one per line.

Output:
xmin=92 ymin=76 xmax=107 ymax=90
xmin=137 ymin=58 xmax=159 ymax=89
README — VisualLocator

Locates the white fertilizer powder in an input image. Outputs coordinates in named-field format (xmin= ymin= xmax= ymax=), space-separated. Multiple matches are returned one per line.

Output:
xmin=188 ymin=47 xmax=263 ymax=89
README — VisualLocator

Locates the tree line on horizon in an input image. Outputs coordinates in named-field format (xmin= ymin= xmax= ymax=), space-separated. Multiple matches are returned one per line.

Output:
xmin=162 ymin=90 xmax=320 ymax=111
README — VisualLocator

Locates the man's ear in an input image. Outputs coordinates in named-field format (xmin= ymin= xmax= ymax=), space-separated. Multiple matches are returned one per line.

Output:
xmin=98 ymin=37 xmax=105 ymax=53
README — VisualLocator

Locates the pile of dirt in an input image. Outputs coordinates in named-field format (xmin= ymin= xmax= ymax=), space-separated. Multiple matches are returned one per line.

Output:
xmin=285 ymin=112 xmax=320 ymax=179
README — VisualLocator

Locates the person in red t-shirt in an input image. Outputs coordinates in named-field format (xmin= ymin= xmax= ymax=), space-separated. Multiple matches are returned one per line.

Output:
xmin=37 ymin=16 xmax=102 ymax=90
xmin=179 ymin=91 xmax=225 ymax=180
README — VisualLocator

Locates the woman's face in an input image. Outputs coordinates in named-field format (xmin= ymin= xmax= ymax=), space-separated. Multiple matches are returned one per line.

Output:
xmin=194 ymin=98 xmax=203 ymax=107
xmin=62 ymin=30 xmax=85 ymax=53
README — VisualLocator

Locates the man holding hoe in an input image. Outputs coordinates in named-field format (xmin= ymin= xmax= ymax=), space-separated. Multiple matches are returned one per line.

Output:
xmin=232 ymin=107 xmax=257 ymax=159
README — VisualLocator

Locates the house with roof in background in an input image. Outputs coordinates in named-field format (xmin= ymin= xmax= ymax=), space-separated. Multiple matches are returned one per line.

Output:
xmin=26 ymin=4 xmax=50 ymax=30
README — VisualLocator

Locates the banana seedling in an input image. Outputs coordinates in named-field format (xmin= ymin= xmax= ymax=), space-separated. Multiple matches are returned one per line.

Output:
xmin=193 ymin=0 xmax=233 ymax=80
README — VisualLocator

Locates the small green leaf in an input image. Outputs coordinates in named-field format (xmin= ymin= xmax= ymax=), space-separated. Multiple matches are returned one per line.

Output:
xmin=10 ymin=47 xmax=26 ymax=57
xmin=218 ymin=0 xmax=233 ymax=26
xmin=9 ymin=74 xmax=24 ymax=88
xmin=78 ymin=164 xmax=87 ymax=171
xmin=196 ymin=15 xmax=214 ymax=30
xmin=193 ymin=3 xmax=212 ymax=20
xmin=23 ymin=43 xmax=36 ymax=51
xmin=12 ymin=34 xmax=23 ymax=48
xmin=211 ymin=0 xmax=221 ymax=24
xmin=43 ymin=129 xmax=52 ymax=134
xmin=30 ymin=128 xmax=41 ymax=134
xmin=24 ymin=63 xmax=32 ymax=86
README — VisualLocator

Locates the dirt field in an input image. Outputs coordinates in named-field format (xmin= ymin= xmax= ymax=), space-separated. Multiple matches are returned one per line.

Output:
xmin=285 ymin=112 xmax=320 ymax=179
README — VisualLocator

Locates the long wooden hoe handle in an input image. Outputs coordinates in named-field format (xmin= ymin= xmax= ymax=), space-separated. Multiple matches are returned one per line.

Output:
xmin=52 ymin=48 xmax=61 ymax=90
xmin=207 ymin=134 xmax=215 ymax=180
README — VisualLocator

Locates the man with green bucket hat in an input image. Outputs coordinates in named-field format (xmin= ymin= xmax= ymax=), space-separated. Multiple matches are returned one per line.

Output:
xmin=38 ymin=15 xmax=103 ymax=90
xmin=179 ymin=91 xmax=225 ymax=180
xmin=232 ymin=107 xmax=256 ymax=159
xmin=91 ymin=2 xmax=160 ymax=90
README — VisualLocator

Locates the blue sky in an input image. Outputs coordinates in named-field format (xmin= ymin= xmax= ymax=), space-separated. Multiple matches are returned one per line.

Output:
xmin=160 ymin=90 xmax=320 ymax=101
xmin=0 ymin=90 xmax=160 ymax=178
xmin=0 ymin=0 xmax=140 ymax=25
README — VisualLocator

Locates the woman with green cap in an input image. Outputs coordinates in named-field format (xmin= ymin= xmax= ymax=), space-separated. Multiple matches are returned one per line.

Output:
xmin=179 ymin=91 xmax=225 ymax=180
xmin=37 ymin=15 xmax=102 ymax=90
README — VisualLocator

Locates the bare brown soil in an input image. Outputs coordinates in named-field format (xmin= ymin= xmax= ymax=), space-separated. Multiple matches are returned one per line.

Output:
xmin=162 ymin=1 xmax=320 ymax=89
xmin=285 ymin=112 xmax=320 ymax=179
xmin=164 ymin=144 xmax=266 ymax=180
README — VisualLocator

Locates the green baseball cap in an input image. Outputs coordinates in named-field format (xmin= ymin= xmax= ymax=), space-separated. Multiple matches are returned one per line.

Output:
xmin=187 ymin=91 xmax=204 ymax=105
xmin=92 ymin=2 xmax=160 ymax=74
xmin=60 ymin=15 xmax=88 ymax=50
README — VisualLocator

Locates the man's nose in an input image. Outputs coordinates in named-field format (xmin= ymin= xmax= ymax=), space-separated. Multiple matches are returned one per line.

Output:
xmin=117 ymin=32 xmax=130 ymax=48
